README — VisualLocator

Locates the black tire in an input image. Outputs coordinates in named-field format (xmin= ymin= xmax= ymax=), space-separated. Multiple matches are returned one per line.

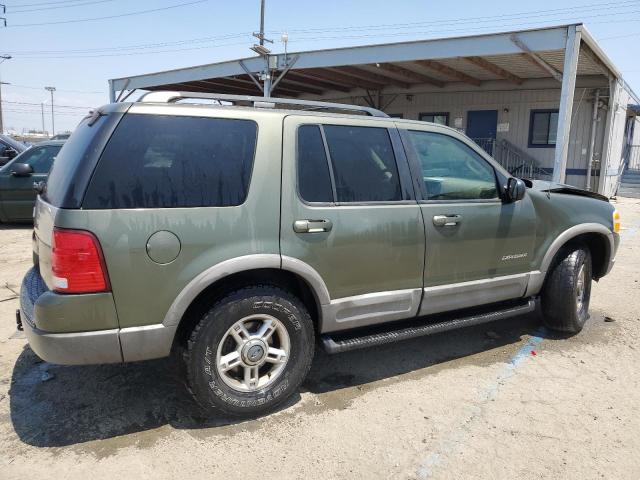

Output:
xmin=541 ymin=245 xmax=592 ymax=333
xmin=184 ymin=285 xmax=315 ymax=417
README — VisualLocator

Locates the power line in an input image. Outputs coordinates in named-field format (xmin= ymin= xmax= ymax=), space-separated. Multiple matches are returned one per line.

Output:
xmin=8 ymin=40 xmax=250 ymax=59
xmin=6 ymin=0 xmax=105 ymax=7
xmin=5 ymin=0 xmax=210 ymax=27
xmin=599 ymin=31 xmax=640 ymax=40
xmin=5 ymin=32 xmax=252 ymax=55
xmin=3 ymin=100 xmax=93 ymax=109
xmin=9 ymin=0 xmax=118 ymax=14
xmin=271 ymin=0 xmax=640 ymax=34
xmin=4 ymin=84 xmax=103 ymax=94
xmin=282 ymin=11 xmax=640 ymax=44
xmin=2 ymin=108 xmax=87 ymax=116
xmin=3 ymin=0 xmax=638 ymax=57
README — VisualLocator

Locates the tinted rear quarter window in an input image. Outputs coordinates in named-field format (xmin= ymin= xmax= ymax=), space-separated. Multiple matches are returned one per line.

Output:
xmin=44 ymin=112 xmax=125 ymax=208
xmin=297 ymin=125 xmax=333 ymax=202
xmin=83 ymin=114 xmax=257 ymax=209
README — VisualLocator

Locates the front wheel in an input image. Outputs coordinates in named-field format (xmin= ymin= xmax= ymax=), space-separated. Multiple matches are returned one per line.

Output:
xmin=541 ymin=245 xmax=592 ymax=333
xmin=184 ymin=286 xmax=315 ymax=417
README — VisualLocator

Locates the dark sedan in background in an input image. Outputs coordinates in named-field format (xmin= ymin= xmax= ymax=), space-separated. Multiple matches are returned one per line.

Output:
xmin=0 ymin=140 xmax=65 ymax=222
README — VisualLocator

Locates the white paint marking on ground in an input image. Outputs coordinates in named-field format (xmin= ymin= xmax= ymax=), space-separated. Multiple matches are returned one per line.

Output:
xmin=416 ymin=329 xmax=546 ymax=479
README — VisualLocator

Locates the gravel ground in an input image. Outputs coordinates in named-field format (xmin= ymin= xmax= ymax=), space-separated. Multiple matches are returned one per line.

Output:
xmin=0 ymin=197 xmax=639 ymax=480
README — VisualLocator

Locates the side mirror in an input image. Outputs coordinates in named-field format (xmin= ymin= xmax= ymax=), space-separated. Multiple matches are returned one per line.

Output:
xmin=506 ymin=177 xmax=526 ymax=202
xmin=10 ymin=163 xmax=34 ymax=177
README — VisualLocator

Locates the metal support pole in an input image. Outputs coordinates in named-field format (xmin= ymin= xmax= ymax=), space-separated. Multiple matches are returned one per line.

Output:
xmin=108 ymin=79 xmax=116 ymax=103
xmin=41 ymin=103 xmax=45 ymax=135
xmin=585 ymin=88 xmax=600 ymax=190
xmin=552 ymin=25 xmax=582 ymax=184
xmin=0 ymin=81 xmax=4 ymax=135
xmin=263 ymin=55 xmax=271 ymax=98
xmin=597 ymin=78 xmax=620 ymax=195
xmin=259 ymin=0 xmax=265 ymax=46
xmin=45 ymin=86 xmax=56 ymax=136
xmin=0 ymin=55 xmax=11 ymax=134
xmin=51 ymin=91 xmax=55 ymax=136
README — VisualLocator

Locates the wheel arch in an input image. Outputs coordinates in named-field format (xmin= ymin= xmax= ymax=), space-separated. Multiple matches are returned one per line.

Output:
xmin=527 ymin=223 xmax=614 ymax=296
xmin=166 ymin=255 xmax=330 ymax=351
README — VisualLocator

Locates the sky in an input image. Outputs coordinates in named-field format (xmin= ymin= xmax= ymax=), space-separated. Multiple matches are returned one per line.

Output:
xmin=1 ymin=0 xmax=640 ymax=134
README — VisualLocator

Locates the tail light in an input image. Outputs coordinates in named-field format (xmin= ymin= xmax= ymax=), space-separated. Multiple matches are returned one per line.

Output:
xmin=51 ymin=228 xmax=110 ymax=293
xmin=613 ymin=210 xmax=621 ymax=234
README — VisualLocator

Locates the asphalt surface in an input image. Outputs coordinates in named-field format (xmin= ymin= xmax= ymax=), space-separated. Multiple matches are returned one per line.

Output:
xmin=0 ymin=197 xmax=639 ymax=479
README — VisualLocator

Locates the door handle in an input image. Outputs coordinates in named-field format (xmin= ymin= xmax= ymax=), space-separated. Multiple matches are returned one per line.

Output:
xmin=293 ymin=219 xmax=333 ymax=233
xmin=433 ymin=214 xmax=462 ymax=227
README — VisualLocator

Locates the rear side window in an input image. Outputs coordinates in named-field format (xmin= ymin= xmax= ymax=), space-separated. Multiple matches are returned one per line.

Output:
xmin=297 ymin=125 xmax=333 ymax=202
xmin=323 ymin=125 xmax=401 ymax=202
xmin=83 ymin=114 xmax=257 ymax=209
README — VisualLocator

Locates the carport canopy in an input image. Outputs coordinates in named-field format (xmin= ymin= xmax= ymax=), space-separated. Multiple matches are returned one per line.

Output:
xmin=109 ymin=24 xmax=622 ymax=183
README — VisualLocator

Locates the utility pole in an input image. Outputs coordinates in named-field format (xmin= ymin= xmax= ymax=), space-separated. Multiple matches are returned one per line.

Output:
xmin=44 ymin=86 xmax=56 ymax=136
xmin=0 ymin=54 xmax=11 ymax=135
xmin=41 ymin=102 xmax=45 ymax=135
xmin=259 ymin=0 xmax=265 ymax=46
xmin=250 ymin=0 xmax=273 ymax=97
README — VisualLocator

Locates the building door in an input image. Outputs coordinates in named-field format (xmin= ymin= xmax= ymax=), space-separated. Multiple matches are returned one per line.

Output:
xmin=467 ymin=110 xmax=498 ymax=155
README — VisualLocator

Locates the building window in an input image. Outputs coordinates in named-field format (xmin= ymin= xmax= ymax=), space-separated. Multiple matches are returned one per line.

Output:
xmin=529 ymin=110 xmax=559 ymax=148
xmin=419 ymin=112 xmax=449 ymax=126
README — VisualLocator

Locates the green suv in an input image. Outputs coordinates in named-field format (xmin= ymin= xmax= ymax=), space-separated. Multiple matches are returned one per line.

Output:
xmin=19 ymin=93 xmax=620 ymax=417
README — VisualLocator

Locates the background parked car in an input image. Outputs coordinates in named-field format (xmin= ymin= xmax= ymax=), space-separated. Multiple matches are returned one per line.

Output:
xmin=0 ymin=134 xmax=28 ymax=167
xmin=0 ymin=140 xmax=64 ymax=222
xmin=50 ymin=133 xmax=72 ymax=141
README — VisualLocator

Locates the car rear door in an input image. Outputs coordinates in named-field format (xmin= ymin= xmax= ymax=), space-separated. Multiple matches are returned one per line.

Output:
xmin=280 ymin=115 xmax=425 ymax=333
xmin=398 ymin=124 xmax=537 ymax=316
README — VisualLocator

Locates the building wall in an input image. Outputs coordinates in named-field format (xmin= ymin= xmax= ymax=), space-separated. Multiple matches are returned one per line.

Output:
xmin=385 ymin=87 xmax=608 ymax=189
xmin=303 ymin=78 xmax=610 ymax=190
xmin=599 ymin=80 xmax=639 ymax=197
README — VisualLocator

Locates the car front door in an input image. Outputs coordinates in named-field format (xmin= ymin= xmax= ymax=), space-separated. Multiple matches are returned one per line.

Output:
xmin=399 ymin=125 xmax=537 ymax=316
xmin=280 ymin=115 xmax=425 ymax=333
xmin=0 ymin=145 xmax=59 ymax=221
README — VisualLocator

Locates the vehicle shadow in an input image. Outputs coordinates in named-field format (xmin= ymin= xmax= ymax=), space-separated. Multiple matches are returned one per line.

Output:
xmin=9 ymin=312 xmax=559 ymax=448
xmin=0 ymin=223 xmax=32 ymax=230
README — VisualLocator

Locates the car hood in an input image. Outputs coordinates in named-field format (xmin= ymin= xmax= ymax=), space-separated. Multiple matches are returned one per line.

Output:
xmin=528 ymin=179 xmax=609 ymax=202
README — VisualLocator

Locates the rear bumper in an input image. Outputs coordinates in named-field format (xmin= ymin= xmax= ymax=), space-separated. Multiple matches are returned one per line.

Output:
xmin=20 ymin=267 xmax=123 ymax=365
xmin=21 ymin=320 xmax=122 ymax=365
xmin=20 ymin=267 xmax=176 ymax=365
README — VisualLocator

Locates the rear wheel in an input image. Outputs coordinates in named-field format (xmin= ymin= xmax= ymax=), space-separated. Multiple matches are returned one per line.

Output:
xmin=184 ymin=286 xmax=315 ymax=417
xmin=541 ymin=245 xmax=592 ymax=333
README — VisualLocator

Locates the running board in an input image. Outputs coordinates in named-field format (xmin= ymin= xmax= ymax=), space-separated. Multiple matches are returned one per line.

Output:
xmin=321 ymin=299 xmax=536 ymax=354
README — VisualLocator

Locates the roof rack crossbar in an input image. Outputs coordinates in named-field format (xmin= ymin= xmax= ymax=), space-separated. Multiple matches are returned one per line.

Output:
xmin=138 ymin=91 xmax=388 ymax=117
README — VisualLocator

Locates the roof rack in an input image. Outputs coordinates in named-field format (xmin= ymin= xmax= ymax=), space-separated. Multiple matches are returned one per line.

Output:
xmin=137 ymin=91 xmax=389 ymax=118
